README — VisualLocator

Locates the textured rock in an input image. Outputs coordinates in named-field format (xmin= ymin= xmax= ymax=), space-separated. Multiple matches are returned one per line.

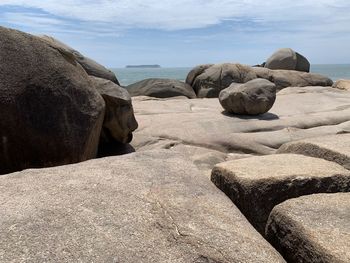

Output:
xmin=39 ymin=35 xmax=119 ymax=84
xmin=219 ymin=79 xmax=276 ymax=115
xmin=132 ymin=87 xmax=350 ymax=158
xmin=188 ymin=63 xmax=332 ymax=97
xmin=278 ymin=134 xmax=350 ymax=170
xmin=265 ymin=48 xmax=310 ymax=72
xmin=0 ymin=26 xmax=105 ymax=175
xmin=266 ymin=193 xmax=350 ymax=263
xmin=0 ymin=151 xmax=285 ymax=262
xmin=127 ymin=78 xmax=196 ymax=99
xmin=185 ymin=64 xmax=214 ymax=86
xmin=91 ymin=76 xmax=138 ymax=145
xmin=332 ymin=79 xmax=350 ymax=91
xmin=211 ymin=154 xmax=350 ymax=234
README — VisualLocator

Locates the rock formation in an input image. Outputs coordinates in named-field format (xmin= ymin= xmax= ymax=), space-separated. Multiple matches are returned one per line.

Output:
xmin=264 ymin=48 xmax=310 ymax=72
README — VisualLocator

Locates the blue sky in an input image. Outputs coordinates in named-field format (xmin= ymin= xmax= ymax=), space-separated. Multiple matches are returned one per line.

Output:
xmin=0 ymin=0 xmax=350 ymax=67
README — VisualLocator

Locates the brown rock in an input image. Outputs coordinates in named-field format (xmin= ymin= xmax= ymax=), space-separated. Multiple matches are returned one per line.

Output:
xmin=332 ymin=79 xmax=350 ymax=91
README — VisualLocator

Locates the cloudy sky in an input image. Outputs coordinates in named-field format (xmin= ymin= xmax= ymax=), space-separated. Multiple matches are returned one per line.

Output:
xmin=0 ymin=0 xmax=349 ymax=67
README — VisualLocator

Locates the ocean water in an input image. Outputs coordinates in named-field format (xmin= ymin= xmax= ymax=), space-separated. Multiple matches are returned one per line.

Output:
xmin=112 ymin=64 xmax=350 ymax=86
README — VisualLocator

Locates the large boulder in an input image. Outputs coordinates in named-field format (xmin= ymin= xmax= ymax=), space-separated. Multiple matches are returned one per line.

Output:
xmin=0 ymin=26 xmax=105 ymax=175
xmin=332 ymin=79 xmax=350 ymax=91
xmin=188 ymin=63 xmax=332 ymax=97
xmin=127 ymin=78 xmax=196 ymax=99
xmin=211 ymin=154 xmax=350 ymax=234
xmin=0 ymin=150 xmax=285 ymax=262
xmin=219 ymin=79 xmax=276 ymax=115
xmin=39 ymin=35 xmax=119 ymax=84
xmin=265 ymin=48 xmax=310 ymax=72
xmin=266 ymin=193 xmax=350 ymax=263
xmin=185 ymin=64 xmax=214 ymax=86
xmin=90 ymin=77 xmax=138 ymax=145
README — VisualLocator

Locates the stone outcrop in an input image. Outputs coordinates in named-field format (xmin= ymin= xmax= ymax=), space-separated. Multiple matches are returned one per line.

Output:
xmin=211 ymin=154 xmax=350 ymax=234
xmin=266 ymin=193 xmax=350 ymax=263
xmin=188 ymin=63 xmax=332 ymax=98
xmin=39 ymin=35 xmax=119 ymax=84
xmin=277 ymin=134 xmax=350 ymax=170
xmin=0 ymin=26 xmax=105 ymax=175
xmin=219 ymin=79 xmax=276 ymax=115
xmin=264 ymin=48 xmax=310 ymax=72
xmin=127 ymin=78 xmax=196 ymax=99
xmin=91 ymin=76 xmax=138 ymax=145
xmin=0 ymin=150 xmax=285 ymax=263
xmin=332 ymin=79 xmax=350 ymax=91
xmin=185 ymin=64 xmax=214 ymax=86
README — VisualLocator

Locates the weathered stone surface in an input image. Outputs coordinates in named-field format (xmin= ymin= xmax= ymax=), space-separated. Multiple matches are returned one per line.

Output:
xmin=127 ymin=78 xmax=196 ymax=99
xmin=219 ymin=79 xmax=276 ymax=115
xmin=185 ymin=64 xmax=214 ymax=86
xmin=91 ymin=76 xmax=138 ymax=145
xmin=333 ymin=79 xmax=350 ymax=91
xmin=132 ymin=87 xmax=350 ymax=159
xmin=39 ymin=35 xmax=119 ymax=84
xmin=278 ymin=134 xmax=350 ymax=170
xmin=0 ymin=151 xmax=285 ymax=262
xmin=265 ymin=48 xmax=310 ymax=72
xmin=188 ymin=63 xmax=332 ymax=97
xmin=0 ymin=26 xmax=105 ymax=175
xmin=211 ymin=154 xmax=350 ymax=234
xmin=266 ymin=193 xmax=350 ymax=263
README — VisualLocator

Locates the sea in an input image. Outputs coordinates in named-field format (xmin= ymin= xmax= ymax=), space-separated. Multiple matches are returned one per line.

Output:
xmin=112 ymin=64 xmax=350 ymax=86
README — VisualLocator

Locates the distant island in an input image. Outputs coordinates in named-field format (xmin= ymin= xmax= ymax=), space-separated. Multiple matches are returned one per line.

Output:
xmin=126 ymin=65 xmax=161 ymax=68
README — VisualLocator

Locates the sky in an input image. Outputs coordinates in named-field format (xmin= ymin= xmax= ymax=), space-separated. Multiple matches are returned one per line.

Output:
xmin=0 ymin=0 xmax=349 ymax=68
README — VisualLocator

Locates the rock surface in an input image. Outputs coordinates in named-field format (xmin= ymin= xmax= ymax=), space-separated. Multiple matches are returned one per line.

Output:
xmin=39 ymin=35 xmax=119 ymax=84
xmin=278 ymin=134 xmax=350 ymax=170
xmin=185 ymin=64 xmax=214 ymax=86
xmin=265 ymin=48 xmax=310 ymax=72
xmin=0 ymin=26 xmax=105 ymax=175
xmin=332 ymin=79 xmax=350 ymax=91
xmin=266 ymin=193 xmax=350 ymax=263
xmin=0 ymin=151 xmax=285 ymax=263
xmin=211 ymin=154 xmax=350 ymax=234
xmin=127 ymin=78 xmax=196 ymax=99
xmin=91 ymin=76 xmax=138 ymax=145
xmin=219 ymin=79 xmax=276 ymax=115
xmin=131 ymin=87 xmax=350 ymax=164
xmin=189 ymin=63 xmax=332 ymax=97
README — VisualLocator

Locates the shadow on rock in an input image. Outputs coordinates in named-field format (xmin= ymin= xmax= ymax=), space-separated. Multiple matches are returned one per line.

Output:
xmin=97 ymin=142 xmax=136 ymax=158
xmin=221 ymin=111 xmax=279 ymax=121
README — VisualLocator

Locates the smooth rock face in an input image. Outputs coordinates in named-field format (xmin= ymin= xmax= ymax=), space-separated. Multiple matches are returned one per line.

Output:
xmin=39 ymin=35 xmax=119 ymax=84
xmin=278 ymin=134 xmax=350 ymax=170
xmin=266 ymin=193 xmax=350 ymax=263
xmin=211 ymin=154 xmax=350 ymax=234
xmin=188 ymin=63 xmax=332 ymax=97
xmin=0 ymin=151 xmax=285 ymax=263
xmin=265 ymin=48 xmax=310 ymax=72
xmin=219 ymin=79 xmax=276 ymax=115
xmin=132 ymin=87 xmax=350 ymax=158
xmin=127 ymin=78 xmax=196 ymax=99
xmin=0 ymin=26 xmax=105 ymax=175
xmin=91 ymin=77 xmax=138 ymax=144
xmin=333 ymin=79 xmax=350 ymax=91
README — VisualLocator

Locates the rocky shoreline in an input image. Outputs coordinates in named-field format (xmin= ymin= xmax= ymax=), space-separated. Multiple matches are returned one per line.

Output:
xmin=0 ymin=26 xmax=349 ymax=262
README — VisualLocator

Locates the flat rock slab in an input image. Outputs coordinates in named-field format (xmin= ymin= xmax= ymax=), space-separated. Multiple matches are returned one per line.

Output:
xmin=278 ymin=134 xmax=350 ymax=170
xmin=211 ymin=154 xmax=350 ymax=234
xmin=0 ymin=150 xmax=285 ymax=262
xmin=132 ymin=87 xmax=350 ymax=157
xmin=266 ymin=193 xmax=350 ymax=263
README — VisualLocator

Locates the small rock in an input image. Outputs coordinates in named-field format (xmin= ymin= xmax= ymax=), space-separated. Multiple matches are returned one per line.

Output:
xmin=333 ymin=79 xmax=350 ymax=91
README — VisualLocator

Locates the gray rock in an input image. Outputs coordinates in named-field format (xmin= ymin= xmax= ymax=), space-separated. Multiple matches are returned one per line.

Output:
xmin=90 ymin=77 xmax=138 ymax=145
xmin=219 ymin=79 xmax=276 ymax=115
xmin=0 ymin=26 xmax=105 ymax=175
xmin=185 ymin=64 xmax=214 ymax=86
xmin=333 ymin=79 xmax=350 ymax=91
xmin=277 ymin=134 xmax=350 ymax=170
xmin=0 ymin=150 xmax=285 ymax=262
xmin=127 ymin=78 xmax=196 ymax=99
xmin=265 ymin=48 xmax=310 ymax=72
xmin=188 ymin=63 xmax=332 ymax=97
xmin=211 ymin=154 xmax=350 ymax=234
xmin=266 ymin=193 xmax=350 ymax=263
xmin=39 ymin=35 xmax=119 ymax=84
